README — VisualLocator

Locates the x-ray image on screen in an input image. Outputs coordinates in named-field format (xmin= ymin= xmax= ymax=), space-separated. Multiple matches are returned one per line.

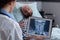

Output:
xmin=28 ymin=18 xmax=50 ymax=36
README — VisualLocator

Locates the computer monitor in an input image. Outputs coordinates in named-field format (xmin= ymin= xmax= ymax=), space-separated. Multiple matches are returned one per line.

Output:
xmin=27 ymin=17 xmax=52 ymax=38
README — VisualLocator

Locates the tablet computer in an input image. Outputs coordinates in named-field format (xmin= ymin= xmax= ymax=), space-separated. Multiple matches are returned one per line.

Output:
xmin=27 ymin=17 xmax=52 ymax=38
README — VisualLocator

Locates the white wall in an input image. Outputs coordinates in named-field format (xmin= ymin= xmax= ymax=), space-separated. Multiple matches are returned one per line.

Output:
xmin=42 ymin=2 xmax=60 ymax=26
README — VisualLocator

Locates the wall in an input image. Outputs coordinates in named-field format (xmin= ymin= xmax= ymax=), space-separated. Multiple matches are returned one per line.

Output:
xmin=42 ymin=2 xmax=60 ymax=26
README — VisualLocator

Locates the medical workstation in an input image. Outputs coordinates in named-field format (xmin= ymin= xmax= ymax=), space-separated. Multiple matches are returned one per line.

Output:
xmin=0 ymin=0 xmax=60 ymax=40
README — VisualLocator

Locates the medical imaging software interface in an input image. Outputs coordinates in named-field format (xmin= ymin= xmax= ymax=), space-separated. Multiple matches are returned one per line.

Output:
xmin=28 ymin=19 xmax=50 ymax=36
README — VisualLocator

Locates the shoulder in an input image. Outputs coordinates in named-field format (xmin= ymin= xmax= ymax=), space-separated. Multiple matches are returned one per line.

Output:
xmin=0 ymin=14 xmax=18 ymax=24
xmin=0 ymin=15 xmax=23 ymax=39
xmin=0 ymin=14 xmax=20 ymax=31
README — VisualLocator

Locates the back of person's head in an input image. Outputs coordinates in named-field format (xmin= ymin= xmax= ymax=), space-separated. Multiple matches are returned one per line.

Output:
xmin=0 ymin=0 xmax=16 ymax=9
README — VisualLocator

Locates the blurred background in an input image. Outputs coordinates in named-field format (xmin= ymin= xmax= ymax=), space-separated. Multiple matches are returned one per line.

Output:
xmin=12 ymin=0 xmax=60 ymax=40
xmin=15 ymin=0 xmax=60 ymax=27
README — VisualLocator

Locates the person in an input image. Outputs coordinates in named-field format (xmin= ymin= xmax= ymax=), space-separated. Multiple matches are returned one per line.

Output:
xmin=19 ymin=5 xmax=45 ymax=40
xmin=19 ymin=5 xmax=33 ymax=40
xmin=0 ymin=0 xmax=23 ymax=40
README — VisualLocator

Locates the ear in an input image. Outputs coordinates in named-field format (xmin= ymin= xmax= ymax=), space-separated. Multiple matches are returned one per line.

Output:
xmin=8 ymin=2 xmax=12 ymax=6
xmin=8 ymin=1 xmax=14 ymax=6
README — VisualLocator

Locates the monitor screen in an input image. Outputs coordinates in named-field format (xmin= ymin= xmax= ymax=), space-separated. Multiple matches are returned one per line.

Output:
xmin=27 ymin=17 xmax=52 ymax=38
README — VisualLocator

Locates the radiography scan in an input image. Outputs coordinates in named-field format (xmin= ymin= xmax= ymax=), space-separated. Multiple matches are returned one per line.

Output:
xmin=28 ymin=19 xmax=50 ymax=36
